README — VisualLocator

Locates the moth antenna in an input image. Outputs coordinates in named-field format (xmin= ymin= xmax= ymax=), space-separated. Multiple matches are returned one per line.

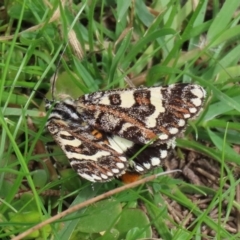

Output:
xmin=51 ymin=43 xmax=69 ymax=101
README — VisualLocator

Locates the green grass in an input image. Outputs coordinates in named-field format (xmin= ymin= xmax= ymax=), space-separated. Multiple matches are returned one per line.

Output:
xmin=1 ymin=0 xmax=240 ymax=239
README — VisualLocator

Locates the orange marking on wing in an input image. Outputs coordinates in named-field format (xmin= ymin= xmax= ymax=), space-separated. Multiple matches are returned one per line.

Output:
xmin=91 ymin=129 xmax=103 ymax=139
xmin=120 ymin=172 xmax=142 ymax=184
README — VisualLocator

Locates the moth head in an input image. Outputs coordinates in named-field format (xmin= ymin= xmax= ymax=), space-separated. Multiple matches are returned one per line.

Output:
xmin=44 ymin=98 xmax=55 ymax=111
xmin=45 ymin=98 xmax=85 ymax=129
xmin=45 ymin=97 xmax=75 ymax=110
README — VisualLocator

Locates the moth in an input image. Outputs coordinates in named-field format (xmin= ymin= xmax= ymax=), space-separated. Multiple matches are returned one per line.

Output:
xmin=46 ymin=83 xmax=206 ymax=182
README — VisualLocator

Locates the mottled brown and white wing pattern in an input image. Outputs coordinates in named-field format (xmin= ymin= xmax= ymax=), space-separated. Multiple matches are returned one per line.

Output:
xmin=46 ymin=83 xmax=206 ymax=182
xmin=46 ymin=100 xmax=129 ymax=182
xmin=76 ymin=84 xmax=205 ymax=145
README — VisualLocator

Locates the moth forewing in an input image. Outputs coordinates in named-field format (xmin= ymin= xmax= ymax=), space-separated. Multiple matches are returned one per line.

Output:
xmin=45 ymin=99 xmax=128 ymax=182
xmin=75 ymin=83 xmax=206 ymax=146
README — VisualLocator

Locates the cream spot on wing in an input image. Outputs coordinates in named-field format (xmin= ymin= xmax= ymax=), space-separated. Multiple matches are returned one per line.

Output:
xmin=191 ymin=86 xmax=205 ymax=98
xmin=116 ymin=162 xmax=125 ymax=169
xmin=98 ymin=96 xmax=110 ymax=105
xmin=169 ymin=127 xmax=179 ymax=134
xmin=112 ymin=168 xmax=120 ymax=173
xmin=151 ymin=157 xmax=161 ymax=166
xmin=184 ymin=114 xmax=191 ymax=118
xmin=143 ymin=162 xmax=151 ymax=169
xmin=101 ymin=174 xmax=108 ymax=179
xmin=158 ymin=134 xmax=168 ymax=140
xmin=119 ymin=92 xmax=135 ymax=108
xmin=160 ymin=150 xmax=167 ymax=158
xmin=178 ymin=119 xmax=185 ymax=127
xmin=191 ymin=98 xmax=202 ymax=107
xmin=119 ymin=156 xmax=127 ymax=162
xmin=189 ymin=107 xmax=197 ymax=113
xmin=135 ymin=165 xmax=144 ymax=172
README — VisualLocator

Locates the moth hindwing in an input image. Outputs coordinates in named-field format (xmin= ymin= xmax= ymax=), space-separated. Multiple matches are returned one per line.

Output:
xmin=45 ymin=83 xmax=206 ymax=182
